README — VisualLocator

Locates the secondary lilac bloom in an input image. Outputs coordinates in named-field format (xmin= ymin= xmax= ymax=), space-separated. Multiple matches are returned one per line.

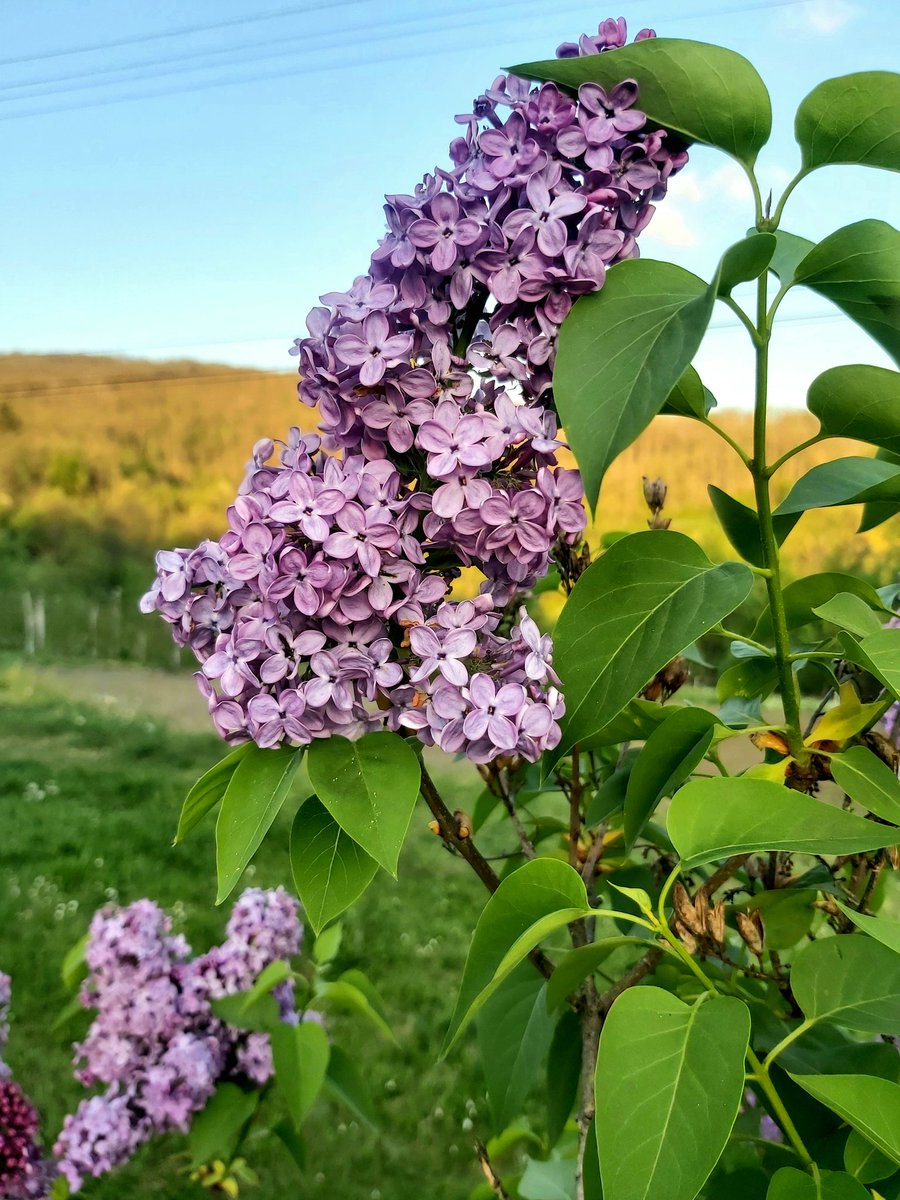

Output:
xmin=408 ymin=193 xmax=483 ymax=273
xmin=468 ymin=325 xmax=528 ymax=382
xmin=416 ymin=405 xmax=494 ymax=478
xmin=333 ymin=312 xmax=414 ymax=386
xmin=409 ymin=625 xmax=476 ymax=686
xmin=463 ymin=674 xmax=526 ymax=750
xmin=228 ymin=523 xmax=280 ymax=581
xmin=523 ymin=82 xmax=576 ymax=133
xmin=247 ymin=689 xmax=317 ymax=747
xmin=476 ymin=226 xmax=546 ymax=305
xmin=305 ymin=648 xmax=366 ymax=710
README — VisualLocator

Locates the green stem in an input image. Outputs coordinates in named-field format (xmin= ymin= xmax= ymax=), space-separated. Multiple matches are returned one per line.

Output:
xmin=750 ymin=271 xmax=807 ymax=762
xmin=747 ymin=1048 xmax=813 ymax=1165
xmin=763 ymin=1018 xmax=815 ymax=1069
xmin=766 ymin=168 xmax=810 ymax=230
xmin=768 ymin=432 xmax=827 ymax=476
xmin=713 ymin=625 xmax=772 ymax=656
xmin=701 ymin=417 xmax=753 ymax=468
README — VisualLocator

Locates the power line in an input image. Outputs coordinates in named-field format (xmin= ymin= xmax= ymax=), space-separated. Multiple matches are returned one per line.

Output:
xmin=0 ymin=0 xmax=602 ymax=104
xmin=0 ymin=1 xmax=365 ymax=68
xmin=0 ymin=0 xmax=815 ymax=122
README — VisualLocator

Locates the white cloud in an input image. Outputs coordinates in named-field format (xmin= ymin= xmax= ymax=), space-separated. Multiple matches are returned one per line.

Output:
xmin=778 ymin=0 xmax=860 ymax=36
xmin=644 ymin=202 xmax=699 ymax=247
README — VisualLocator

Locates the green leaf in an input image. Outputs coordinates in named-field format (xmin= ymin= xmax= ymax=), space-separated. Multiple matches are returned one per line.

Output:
xmin=60 ymin=932 xmax=89 ymax=990
xmin=554 ymin=260 xmax=714 ymax=507
xmin=323 ymin=1044 xmax=378 ymax=1129
xmin=510 ymin=38 xmax=772 ymax=166
xmin=792 ymin=220 xmax=900 ymax=363
xmin=753 ymin=572 xmax=888 ymax=639
xmin=839 ymin=628 xmax=900 ymax=701
xmin=594 ymin=989 xmax=750 ymax=1200
xmin=546 ymin=1009 xmax=581 ymax=1147
xmin=709 ymin=485 xmax=799 ymax=566
xmin=667 ymin=777 xmax=897 ymax=870
xmin=813 ymin=592 xmax=885 ymax=639
xmin=580 ymin=699 xmax=675 ymax=750
xmin=189 ymin=1082 xmax=258 ymax=1169
xmin=775 ymin=456 xmax=900 ymax=517
xmin=768 ymin=230 xmax=816 ymax=288
xmin=791 ymin=934 xmax=900 ymax=1035
xmin=808 ymin=364 xmax=900 ymax=456
xmin=289 ymin=796 xmax=379 ymax=935
xmin=660 ymin=364 xmax=717 ymax=419
xmin=306 ymin=732 xmax=420 ymax=876
xmin=546 ymin=937 xmax=653 ymax=1013
xmin=623 ymin=707 xmax=718 ymax=848
xmin=767 ymin=1166 xmax=871 ymax=1199
xmin=176 ymin=742 xmax=253 ymax=844
xmin=519 ymin=1157 xmax=576 ymax=1200
xmin=311 ymin=977 xmax=395 ymax=1043
xmin=788 ymin=1073 xmax=900 ymax=1165
xmin=860 ymin=450 xmax=900 ymax=531
xmin=833 ymin=902 xmax=900 ymax=956
xmin=716 ymin=233 xmax=777 ymax=296
xmin=271 ymin=1020 xmax=330 ymax=1131
xmin=215 ymin=745 xmax=304 ymax=904
xmin=717 ymin=657 xmax=779 ymax=704
xmin=212 ymin=991 xmax=282 ymax=1034
xmin=844 ymin=1128 xmax=897 ymax=1183
xmin=795 ymin=70 xmax=900 ymax=174
xmin=830 ymin=745 xmax=900 ymax=824
xmin=444 ymin=858 xmax=588 ymax=1053
xmin=239 ymin=959 xmax=293 ymax=1014
xmin=477 ymin=964 xmax=556 ymax=1134
xmin=552 ymin=531 xmax=753 ymax=763
xmin=312 ymin=920 xmax=342 ymax=965
xmin=272 ymin=1121 xmax=306 ymax=1173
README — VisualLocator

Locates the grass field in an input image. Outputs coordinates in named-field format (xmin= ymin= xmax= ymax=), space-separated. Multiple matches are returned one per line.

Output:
xmin=0 ymin=662 xmax=506 ymax=1200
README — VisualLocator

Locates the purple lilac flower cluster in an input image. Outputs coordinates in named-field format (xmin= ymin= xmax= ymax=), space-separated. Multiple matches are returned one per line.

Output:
xmin=142 ymin=17 xmax=687 ymax=763
xmin=54 ymin=889 xmax=302 ymax=1193
xmin=0 ymin=975 xmax=55 ymax=1200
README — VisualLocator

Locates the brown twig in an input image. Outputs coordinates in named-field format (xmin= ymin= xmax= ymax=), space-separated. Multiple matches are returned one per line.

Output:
xmin=569 ymin=744 xmax=583 ymax=869
xmin=597 ymin=947 xmax=664 ymax=1017
xmin=475 ymin=1139 xmax=510 ymax=1199
xmin=419 ymin=761 xmax=554 ymax=980
xmin=699 ymin=854 xmax=752 ymax=899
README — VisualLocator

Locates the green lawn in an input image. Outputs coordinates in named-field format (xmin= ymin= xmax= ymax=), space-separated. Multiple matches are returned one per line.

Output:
xmin=0 ymin=666 xmax=499 ymax=1200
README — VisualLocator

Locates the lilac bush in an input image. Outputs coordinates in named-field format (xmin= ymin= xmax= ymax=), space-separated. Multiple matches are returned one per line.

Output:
xmin=54 ymin=888 xmax=302 ymax=1192
xmin=141 ymin=18 xmax=687 ymax=765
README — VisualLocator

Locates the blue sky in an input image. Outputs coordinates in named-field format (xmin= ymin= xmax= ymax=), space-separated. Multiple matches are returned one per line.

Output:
xmin=1 ymin=0 xmax=897 ymax=408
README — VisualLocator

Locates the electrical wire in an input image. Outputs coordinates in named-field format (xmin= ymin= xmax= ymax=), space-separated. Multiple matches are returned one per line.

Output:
xmin=0 ymin=0 xmax=817 ymax=122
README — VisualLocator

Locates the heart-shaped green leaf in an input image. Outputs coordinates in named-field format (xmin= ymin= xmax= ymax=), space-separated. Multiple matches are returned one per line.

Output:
xmin=595 ymin=989 xmax=750 ymax=1200
xmin=552 ymin=531 xmax=753 ymax=765
xmin=215 ymin=745 xmax=304 ymax=903
xmin=776 ymin=456 xmax=900 ymax=517
xmin=709 ymin=485 xmax=800 ymax=566
xmin=271 ymin=1020 xmax=330 ymax=1131
xmin=792 ymin=220 xmax=900 ymax=363
xmin=289 ymin=796 xmax=379 ymax=934
xmin=306 ymin=731 xmax=420 ymax=876
xmin=830 ymin=745 xmax=900 ymax=824
xmin=791 ymin=934 xmax=900 ymax=1035
xmin=176 ymin=742 xmax=253 ymax=844
xmin=510 ymin=38 xmax=772 ymax=166
xmin=554 ymin=259 xmax=714 ymax=507
xmin=795 ymin=70 xmax=900 ymax=174
xmin=444 ymin=858 xmax=588 ymax=1053
xmin=808 ymin=364 xmax=900 ymax=456
xmin=624 ymin=707 xmax=718 ymax=848
xmin=788 ymin=1073 xmax=900 ymax=1165
xmin=668 ymin=777 xmax=897 ymax=870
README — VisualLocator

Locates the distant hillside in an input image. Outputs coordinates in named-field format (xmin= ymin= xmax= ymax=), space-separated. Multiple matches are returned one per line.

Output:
xmin=0 ymin=353 xmax=896 ymax=587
